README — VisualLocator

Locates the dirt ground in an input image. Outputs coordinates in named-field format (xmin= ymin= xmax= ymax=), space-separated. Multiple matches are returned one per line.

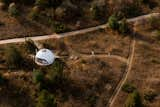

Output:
xmin=0 ymin=29 xmax=132 ymax=107
xmin=111 ymin=20 xmax=160 ymax=107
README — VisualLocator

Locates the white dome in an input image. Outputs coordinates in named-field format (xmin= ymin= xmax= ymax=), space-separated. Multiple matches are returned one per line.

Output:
xmin=35 ymin=49 xmax=55 ymax=66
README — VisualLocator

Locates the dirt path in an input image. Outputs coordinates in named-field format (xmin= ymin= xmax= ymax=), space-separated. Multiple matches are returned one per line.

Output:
xmin=107 ymin=36 xmax=136 ymax=107
xmin=80 ymin=54 xmax=128 ymax=63
xmin=0 ymin=13 xmax=159 ymax=45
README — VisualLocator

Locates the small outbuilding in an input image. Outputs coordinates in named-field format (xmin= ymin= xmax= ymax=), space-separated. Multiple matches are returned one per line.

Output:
xmin=35 ymin=49 xmax=55 ymax=66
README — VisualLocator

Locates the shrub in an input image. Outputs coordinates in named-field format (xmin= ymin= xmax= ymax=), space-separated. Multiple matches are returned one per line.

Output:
xmin=8 ymin=3 xmax=19 ymax=17
xmin=118 ymin=18 xmax=129 ymax=34
xmin=156 ymin=30 xmax=160 ymax=40
xmin=53 ymin=22 xmax=67 ymax=33
xmin=122 ymin=83 xmax=136 ymax=93
xmin=32 ymin=69 xmax=44 ymax=84
xmin=24 ymin=39 xmax=38 ymax=54
xmin=149 ymin=16 xmax=160 ymax=30
xmin=144 ymin=90 xmax=157 ymax=102
xmin=47 ymin=59 xmax=64 ymax=85
xmin=0 ymin=0 xmax=10 ymax=4
xmin=36 ymin=90 xmax=57 ymax=107
xmin=5 ymin=45 xmax=23 ymax=69
xmin=108 ymin=15 xmax=119 ymax=30
xmin=35 ymin=0 xmax=49 ymax=7
xmin=125 ymin=91 xmax=143 ymax=107
xmin=120 ymin=0 xmax=142 ymax=18
xmin=0 ymin=74 xmax=5 ymax=85
xmin=29 ymin=6 xmax=40 ymax=20
xmin=90 ymin=5 xmax=101 ymax=20
xmin=49 ymin=0 xmax=62 ymax=9
xmin=87 ymin=95 xmax=98 ymax=107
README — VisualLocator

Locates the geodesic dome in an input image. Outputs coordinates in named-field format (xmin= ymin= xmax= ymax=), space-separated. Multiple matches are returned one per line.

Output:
xmin=35 ymin=49 xmax=55 ymax=66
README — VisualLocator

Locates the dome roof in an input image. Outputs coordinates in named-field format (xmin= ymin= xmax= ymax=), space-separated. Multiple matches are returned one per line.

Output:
xmin=35 ymin=49 xmax=55 ymax=66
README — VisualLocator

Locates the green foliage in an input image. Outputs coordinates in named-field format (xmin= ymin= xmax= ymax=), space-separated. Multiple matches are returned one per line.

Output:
xmin=29 ymin=6 xmax=40 ymax=20
xmin=47 ymin=59 xmax=64 ymax=85
xmin=53 ymin=22 xmax=67 ymax=33
xmin=35 ymin=0 xmax=49 ymax=7
xmin=0 ymin=74 xmax=5 ymax=85
xmin=87 ymin=95 xmax=98 ymax=107
xmin=49 ymin=0 xmax=62 ymax=9
xmin=8 ymin=3 xmax=19 ymax=17
xmin=125 ymin=91 xmax=143 ymax=107
xmin=32 ymin=69 xmax=44 ymax=84
xmin=36 ymin=90 xmax=57 ymax=107
xmin=120 ymin=1 xmax=142 ymax=18
xmin=156 ymin=30 xmax=160 ymax=40
xmin=122 ymin=83 xmax=136 ymax=93
xmin=0 ymin=0 xmax=10 ymax=4
xmin=5 ymin=45 xmax=23 ymax=69
xmin=24 ymin=39 xmax=37 ymax=54
xmin=108 ymin=15 xmax=119 ymax=30
xmin=144 ymin=90 xmax=157 ymax=102
xmin=91 ymin=5 xmax=101 ymax=20
xmin=118 ymin=18 xmax=129 ymax=34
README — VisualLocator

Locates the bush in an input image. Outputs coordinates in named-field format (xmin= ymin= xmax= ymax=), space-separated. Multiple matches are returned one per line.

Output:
xmin=118 ymin=18 xmax=129 ymax=34
xmin=32 ymin=69 xmax=44 ymax=84
xmin=35 ymin=0 xmax=49 ymax=7
xmin=0 ymin=74 xmax=5 ymax=85
xmin=36 ymin=90 xmax=57 ymax=107
xmin=53 ymin=22 xmax=67 ymax=33
xmin=8 ymin=3 xmax=19 ymax=17
xmin=120 ymin=0 xmax=142 ymax=18
xmin=29 ymin=6 xmax=40 ymax=20
xmin=24 ymin=39 xmax=38 ymax=54
xmin=144 ymin=90 xmax=157 ymax=102
xmin=87 ymin=95 xmax=98 ymax=107
xmin=125 ymin=91 xmax=143 ymax=107
xmin=0 ymin=0 xmax=10 ymax=4
xmin=90 ymin=5 xmax=101 ymax=20
xmin=5 ymin=45 xmax=23 ymax=69
xmin=49 ymin=0 xmax=62 ymax=9
xmin=156 ymin=30 xmax=160 ymax=40
xmin=47 ymin=59 xmax=64 ymax=85
xmin=108 ymin=15 xmax=119 ymax=30
xmin=122 ymin=83 xmax=136 ymax=93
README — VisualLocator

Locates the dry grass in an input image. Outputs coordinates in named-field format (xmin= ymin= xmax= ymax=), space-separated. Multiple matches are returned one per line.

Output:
xmin=112 ymin=20 xmax=160 ymax=107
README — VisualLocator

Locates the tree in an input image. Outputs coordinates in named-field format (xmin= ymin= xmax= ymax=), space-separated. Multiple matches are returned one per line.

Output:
xmin=35 ymin=0 xmax=49 ymax=7
xmin=8 ymin=3 xmax=19 ymax=17
xmin=0 ymin=73 xmax=5 ymax=85
xmin=120 ymin=0 xmax=142 ymax=18
xmin=29 ymin=6 xmax=40 ymax=20
xmin=5 ymin=45 xmax=23 ymax=69
xmin=49 ymin=0 xmax=62 ymax=9
xmin=122 ymin=83 xmax=136 ymax=93
xmin=32 ymin=69 xmax=44 ymax=84
xmin=24 ymin=39 xmax=38 ymax=54
xmin=36 ymin=90 xmax=57 ymax=107
xmin=53 ymin=22 xmax=67 ymax=33
xmin=47 ymin=59 xmax=64 ymax=85
xmin=108 ymin=15 xmax=119 ymax=30
xmin=144 ymin=90 xmax=157 ymax=102
xmin=125 ymin=91 xmax=143 ymax=107
xmin=91 ymin=5 xmax=101 ymax=20
xmin=119 ymin=18 xmax=129 ymax=34
xmin=0 ymin=0 xmax=10 ymax=4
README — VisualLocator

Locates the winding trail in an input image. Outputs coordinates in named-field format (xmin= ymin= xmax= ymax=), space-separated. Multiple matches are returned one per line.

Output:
xmin=80 ymin=54 xmax=128 ymax=63
xmin=0 ymin=13 xmax=159 ymax=45
xmin=107 ymin=35 xmax=136 ymax=107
